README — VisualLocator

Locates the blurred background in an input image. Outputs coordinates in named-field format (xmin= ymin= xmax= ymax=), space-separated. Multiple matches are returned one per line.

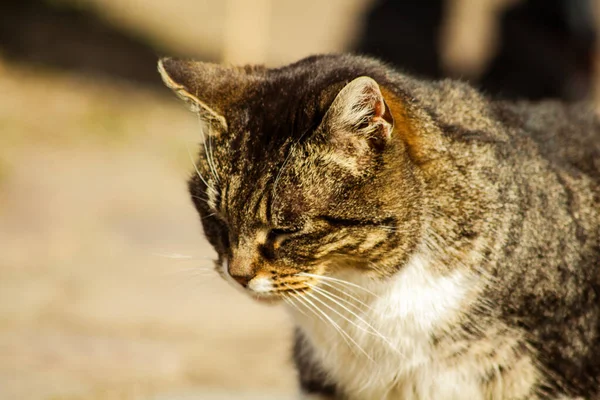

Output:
xmin=0 ymin=0 xmax=598 ymax=399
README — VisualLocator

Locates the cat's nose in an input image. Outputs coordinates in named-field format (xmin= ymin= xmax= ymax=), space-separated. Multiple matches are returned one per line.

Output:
xmin=227 ymin=250 xmax=257 ymax=288
xmin=231 ymin=273 xmax=253 ymax=288
xmin=227 ymin=258 xmax=255 ymax=288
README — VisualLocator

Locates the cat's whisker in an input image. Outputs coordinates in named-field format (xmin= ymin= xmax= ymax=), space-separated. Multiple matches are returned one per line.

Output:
xmin=309 ymin=285 xmax=377 ymax=333
xmin=302 ymin=290 xmax=374 ymax=362
xmin=186 ymin=144 xmax=218 ymax=197
xmin=307 ymin=285 xmax=394 ymax=350
xmin=168 ymin=268 xmax=216 ymax=293
xmin=285 ymin=285 xmax=361 ymax=352
xmin=299 ymin=273 xmax=379 ymax=298
xmin=290 ymin=286 xmax=362 ymax=358
xmin=207 ymin=137 xmax=220 ymax=183
xmin=191 ymin=194 xmax=210 ymax=203
xmin=312 ymin=279 xmax=374 ymax=311
xmin=307 ymin=282 xmax=369 ymax=313
xmin=201 ymin=212 xmax=217 ymax=220
xmin=196 ymin=115 xmax=220 ymax=184
xmin=285 ymin=285 xmax=330 ymax=325
xmin=162 ymin=268 xmax=216 ymax=281
xmin=367 ymin=261 xmax=389 ymax=276
xmin=164 ymin=264 xmax=215 ymax=273
xmin=209 ymin=140 xmax=218 ymax=183
xmin=282 ymin=294 xmax=309 ymax=317
xmin=152 ymin=252 xmax=195 ymax=259
xmin=152 ymin=252 xmax=216 ymax=262
xmin=188 ymin=271 xmax=215 ymax=278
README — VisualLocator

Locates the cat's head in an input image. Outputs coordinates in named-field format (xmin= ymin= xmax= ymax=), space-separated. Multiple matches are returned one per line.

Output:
xmin=159 ymin=54 xmax=429 ymax=302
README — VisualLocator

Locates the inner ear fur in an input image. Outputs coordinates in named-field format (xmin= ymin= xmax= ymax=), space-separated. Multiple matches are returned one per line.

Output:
xmin=322 ymin=76 xmax=395 ymax=150
xmin=320 ymin=75 xmax=440 ymax=163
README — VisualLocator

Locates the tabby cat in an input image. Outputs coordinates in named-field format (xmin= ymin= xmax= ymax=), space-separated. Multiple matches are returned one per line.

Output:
xmin=158 ymin=54 xmax=600 ymax=399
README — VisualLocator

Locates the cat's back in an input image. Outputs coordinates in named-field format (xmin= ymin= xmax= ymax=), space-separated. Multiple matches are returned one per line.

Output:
xmin=496 ymin=100 xmax=600 ymax=182
xmin=424 ymin=83 xmax=600 ymax=397
xmin=404 ymin=77 xmax=598 ymax=183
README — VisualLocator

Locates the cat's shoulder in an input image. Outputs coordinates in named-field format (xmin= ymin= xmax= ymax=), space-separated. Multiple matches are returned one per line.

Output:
xmin=494 ymin=100 xmax=600 ymax=180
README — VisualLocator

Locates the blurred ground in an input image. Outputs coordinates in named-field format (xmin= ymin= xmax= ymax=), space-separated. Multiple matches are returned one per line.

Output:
xmin=0 ymin=60 xmax=296 ymax=400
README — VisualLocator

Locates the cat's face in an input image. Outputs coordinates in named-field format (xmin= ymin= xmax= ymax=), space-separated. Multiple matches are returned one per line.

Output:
xmin=159 ymin=55 xmax=424 ymax=303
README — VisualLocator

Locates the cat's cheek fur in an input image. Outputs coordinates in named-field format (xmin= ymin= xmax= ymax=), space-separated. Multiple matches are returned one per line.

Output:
xmin=289 ymin=249 xmax=482 ymax=399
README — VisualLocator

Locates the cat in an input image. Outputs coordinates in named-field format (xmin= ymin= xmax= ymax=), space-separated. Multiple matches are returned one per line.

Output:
xmin=158 ymin=54 xmax=600 ymax=400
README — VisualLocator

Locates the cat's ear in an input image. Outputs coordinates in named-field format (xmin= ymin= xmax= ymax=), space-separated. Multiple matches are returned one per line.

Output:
xmin=321 ymin=76 xmax=394 ymax=151
xmin=158 ymin=58 xmax=258 ymax=132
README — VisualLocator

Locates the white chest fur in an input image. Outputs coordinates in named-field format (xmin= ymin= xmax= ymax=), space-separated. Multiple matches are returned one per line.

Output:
xmin=290 ymin=252 xmax=480 ymax=400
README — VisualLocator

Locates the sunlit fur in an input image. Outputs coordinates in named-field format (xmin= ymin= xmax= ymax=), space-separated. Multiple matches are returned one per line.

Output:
xmin=159 ymin=54 xmax=600 ymax=399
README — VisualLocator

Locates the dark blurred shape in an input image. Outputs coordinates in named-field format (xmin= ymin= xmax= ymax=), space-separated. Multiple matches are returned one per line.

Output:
xmin=481 ymin=0 xmax=595 ymax=100
xmin=0 ymin=0 xmax=195 ymax=86
xmin=356 ymin=0 xmax=445 ymax=79
xmin=356 ymin=0 xmax=596 ymax=101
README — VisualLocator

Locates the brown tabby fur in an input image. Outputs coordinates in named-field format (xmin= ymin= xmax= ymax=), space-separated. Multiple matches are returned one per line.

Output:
xmin=158 ymin=54 xmax=600 ymax=399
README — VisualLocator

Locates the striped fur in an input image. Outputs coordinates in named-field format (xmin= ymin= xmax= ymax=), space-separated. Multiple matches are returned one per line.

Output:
xmin=159 ymin=54 xmax=600 ymax=399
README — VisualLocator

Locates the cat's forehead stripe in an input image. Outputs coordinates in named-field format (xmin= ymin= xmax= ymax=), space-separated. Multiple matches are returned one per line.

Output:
xmin=220 ymin=173 xmax=271 ymax=226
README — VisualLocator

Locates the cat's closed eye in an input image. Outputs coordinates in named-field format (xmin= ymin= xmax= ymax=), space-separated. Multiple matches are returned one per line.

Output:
xmin=267 ymin=227 xmax=301 ymax=248
xmin=257 ymin=228 xmax=299 ymax=260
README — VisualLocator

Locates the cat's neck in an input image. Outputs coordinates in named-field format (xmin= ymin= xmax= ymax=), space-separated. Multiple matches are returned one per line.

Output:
xmin=289 ymin=247 xmax=477 ymax=330
xmin=286 ymin=248 xmax=480 ymax=397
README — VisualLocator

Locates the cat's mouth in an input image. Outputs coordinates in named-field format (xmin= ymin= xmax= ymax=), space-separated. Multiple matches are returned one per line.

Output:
xmin=220 ymin=259 xmax=320 ymax=303
xmin=246 ymin=275 xmax=294 ymax=304
xmin=245 ymin=274 xmax=315 ymax=304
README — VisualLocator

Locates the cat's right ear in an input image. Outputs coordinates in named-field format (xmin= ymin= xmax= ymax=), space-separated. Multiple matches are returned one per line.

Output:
xmin=317 ymin=76 xmax=395 ymax=166
xmin=158 ymin=58 xmax=259 ymax=133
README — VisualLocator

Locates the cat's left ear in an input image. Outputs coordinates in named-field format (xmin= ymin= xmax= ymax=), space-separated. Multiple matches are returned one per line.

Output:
xmin=321 ymin=76 xmax=394 ymax=151
xmin=158 ymin=58 xmax=260 ymax=133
